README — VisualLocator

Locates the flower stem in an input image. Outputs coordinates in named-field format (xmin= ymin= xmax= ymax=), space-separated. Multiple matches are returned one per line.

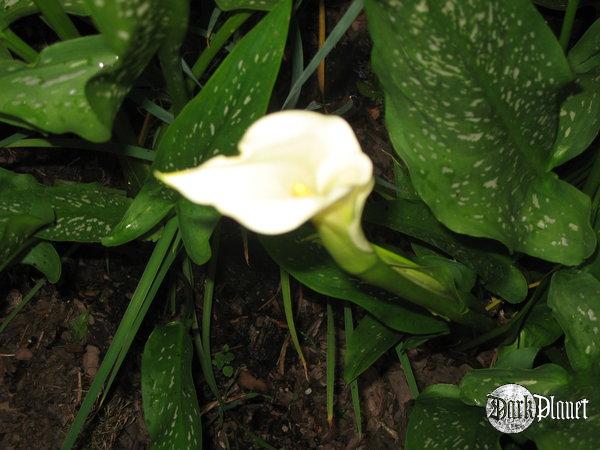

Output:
xmin=559 ymin=0 xmax=580 ymax=52
xmin=316 ymin=220 xmax=494 ymax=330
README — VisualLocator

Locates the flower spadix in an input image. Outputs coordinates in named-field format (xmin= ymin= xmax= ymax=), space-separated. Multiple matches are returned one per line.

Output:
xmin=155 ymin=110 xmax=373 ymax=242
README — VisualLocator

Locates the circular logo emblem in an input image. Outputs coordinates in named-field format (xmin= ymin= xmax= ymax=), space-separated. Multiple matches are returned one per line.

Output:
xmin=486 ymin=384 xmax=536 ymax=433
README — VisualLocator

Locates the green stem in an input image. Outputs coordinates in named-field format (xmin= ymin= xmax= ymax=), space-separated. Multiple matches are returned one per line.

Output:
xmin=280 ymin=268 xmax=308 ymax=378
xmin=343 ymin=306 xmax=362 ymax=438
xmin=33 ymin=0 xmax=80 ymax=40
xmin=0 ymin=28 xmax=38 ymax=63
xmin=190 ymin=12 xmax=252 ymax=83
xmin=317 ymin=217 xmax=494 ymax=330
xmin=559 ymin=0 xmax=580 ymax=52
xmin=183 ymin=255 xmax=222 ymax=405
xmin=326 ymin=301 xmax=335 ymax=427
xmin=201 ymin=225 xmax=223 ymax=404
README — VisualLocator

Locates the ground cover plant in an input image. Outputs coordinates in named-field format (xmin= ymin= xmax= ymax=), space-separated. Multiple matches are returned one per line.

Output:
xmin=1 ymin=0 xmax=600 ymax=448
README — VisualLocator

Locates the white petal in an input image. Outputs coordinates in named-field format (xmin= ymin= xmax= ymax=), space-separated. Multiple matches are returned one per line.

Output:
xmin=156 ymin=156 xmax=331 ymax=234
xmin=156 ymin=110 xmax=373 ymax=236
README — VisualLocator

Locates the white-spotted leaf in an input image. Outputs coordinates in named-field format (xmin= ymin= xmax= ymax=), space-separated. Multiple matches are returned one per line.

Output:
xmin=366 ymin=0 xmax=595 ymax=265
xmin=216 ymin=0 xmax=279 ymax=10
xmin=344 ymin=314 xmax=402 ymax=383
xmin=405 ymin=385 xmax=501 ymax=450
xmin=552 ymin=18 xmax=600 ymax=167
xmin=548 ymin=270 xmax=600 ymax=373
xmin=0 ymin=168 xmax=131 ymax=242
xmin=141 ymin=322 xmax=202 ymax=450
xmin=459 ymin=364 xmax=571 ymax=407
xmin=104 ymin=0 xmax=292 ymax=248
xmin=0 ymin=0 xmax=184 ymax=142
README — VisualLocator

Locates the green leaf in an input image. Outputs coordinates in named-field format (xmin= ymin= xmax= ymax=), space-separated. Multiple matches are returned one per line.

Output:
xmin=0 ymin=209 xmax=53 ymax=272
xmin=261 ymin=226 xmax=449 ymax=335
xmin=0 ymin=0 xmax=182 ymax=142
xmin=177 ymin=201 xmax=219 ymax=266
xmin=0 ymin=0 xmax=89 ymax=29
xmin=552 ymin=18 xmax=600 ymax=167
xmin=344 ymin=314 xmax=402 ymax=383
xmin=215 ymin=0 xmax=278 ymax=11
xmin=366 ymin=0 xmax=595 ymax=265
xmin=495 ymin=301 xmax=563 ymax=369
xmin=142 ymin=321 xmax=202 ymax=450
xmin=405 ymin=384 xmax=501 ymax=450
xmin=366 ymin=200 xmax=527 ymax=302
xmin=19 ymin=241 xmax=61 ymax=283
xmin=0 ymin=168 xmax=131 ymax=242
xmin=158 ymin=0 xmax=190 ymax=113
xmin=524 ymin=374 xmax=600 ymax=450
xmin=459 ymin=364 xmax=571 ymax=407
xmin=104 ymin=0 xmax=292 ymax=246
xmin=548 ymin=270 xmax=600 ymax=373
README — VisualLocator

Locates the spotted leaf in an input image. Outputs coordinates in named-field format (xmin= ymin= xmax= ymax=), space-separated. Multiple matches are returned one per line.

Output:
xmin=552 ymin=18 xmax=600 ymax=167
xmin=366 ymin=0 xmax=595 ymax=265
xmin=141 ymin=322 xmax=202 ymax=450
xmin=216 ymin=0 xmax=279 ymax=11
xmin=261 ymin=226 xmax=449 ymax=335
xmin=548 ymin=270 xmax=600 ymax=373
xmin=344 ymin=314 xmax=415 ymax=383
xmin=524 ymin=375 xmax=600 ymax=450
xmin=0 ymin=167 xmax=131 ymax=242
xmin=104 ymin=0 xmax=292 ymax=247
xmin=0 ymin=0 xmax=184 ymax=142
xmin=458 ymin=364 xmax=571 ymax=407
xmin=405 ymin=384 xmax=501 ymax=450
xmin=366 ymin=200 xmax=527 ymax=302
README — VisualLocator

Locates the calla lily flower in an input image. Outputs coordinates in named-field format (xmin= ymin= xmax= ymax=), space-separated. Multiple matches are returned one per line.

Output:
xmin=156 ymin=110 xmax=493 ymax=329
xmin=155 ymin=110 xmax=374 ymax=243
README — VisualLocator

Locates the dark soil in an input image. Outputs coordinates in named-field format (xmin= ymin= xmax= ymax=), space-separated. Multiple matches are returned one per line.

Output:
xmin=0 ymin=7 xmax=480 ymax=450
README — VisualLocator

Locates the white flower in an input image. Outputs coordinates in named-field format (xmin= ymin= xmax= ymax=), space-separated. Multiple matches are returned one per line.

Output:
xmin=156 ymin=110 xmax=373 ymax=239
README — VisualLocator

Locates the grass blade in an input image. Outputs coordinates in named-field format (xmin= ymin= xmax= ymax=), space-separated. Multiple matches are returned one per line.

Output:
xmin=286 ymin=20 xmax=304 ymax=109
xmin=0 ymin=278 xmax=45 ymax=335
xmin=33 ymin=0 xmax=80 ymax=40
xmin=343 ymin=305 xmax=362 ymax=438
xmin=280 ymin=268 xmax=308 ymax=379
xmin=0 ymin=132 xmax=29 ymax=147
xmin=326 ymin=301 xmax=335 ymax=427
xmin=395 ymin=344 xmax=419 ymax=399
xmin=0 ymin=28 xmax=38 ymax=62
xmin=191 ymin=11 xmax=252 ymax=82
xmin=282 ymin=0 xmax=363 ymax=109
